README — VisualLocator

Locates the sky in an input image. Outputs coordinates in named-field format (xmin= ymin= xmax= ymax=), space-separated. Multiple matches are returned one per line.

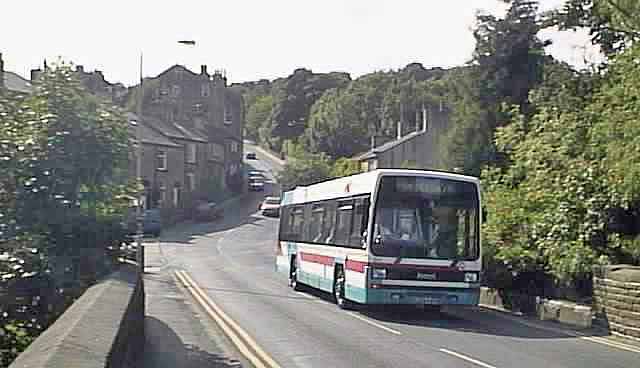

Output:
xmin=1 ymin=0 xmax=602 ymax=86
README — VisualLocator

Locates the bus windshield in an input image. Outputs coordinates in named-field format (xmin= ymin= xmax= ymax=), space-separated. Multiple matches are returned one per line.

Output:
xmin=371 ymin=176 xmax=479 ymax=260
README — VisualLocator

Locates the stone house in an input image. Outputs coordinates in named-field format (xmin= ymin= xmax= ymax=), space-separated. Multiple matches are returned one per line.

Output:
xmin=13 ymin=57 xmax=243 ymax=216
xmin=131 ymin=64 xmax=244 ymax=213
xmin=354 ymin=103 xmax=449 ymax=171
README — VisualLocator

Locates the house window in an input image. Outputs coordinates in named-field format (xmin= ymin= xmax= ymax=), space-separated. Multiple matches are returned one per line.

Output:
xmin=186 ymin=173 xmax=196 ymax=191
xmin=173 ymin=185 xmax=181 ymax=207
xmin=186 ymin=143 xmax=197 ymax=164
xmin=171 ymin=85 xmax=181 ymax=97
xmin=224 ymin=104 xmax=233 ymax=125
xmin=228 ymin=140 xmax=239 ymax=153
xmin=159 ymin=183 xmax=167 ymax=204
xmin=201 ymin=84 xmax=210 ymax=97
xmin=156 ymin=150 xmax=167 ymax=170
xmin=209 ymin=143 xmax=225 ymax=160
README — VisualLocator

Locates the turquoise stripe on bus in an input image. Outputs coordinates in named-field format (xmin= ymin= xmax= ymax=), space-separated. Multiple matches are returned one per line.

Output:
xmin=345 ymin=285 xmax=367 ymax=303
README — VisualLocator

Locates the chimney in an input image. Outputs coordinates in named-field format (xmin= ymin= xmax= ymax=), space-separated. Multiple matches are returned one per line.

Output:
xmin=30 ymin=68 xmax=42 ymax=82
xmin=201 ymin=65 xmax=208 ymax=75
xmin=397 ymin=120 xmax=402 ymax=140
xmin=76 ymin=65 xmax=84 ymax=73
xmin=0 ymin=53 xmax=4 ymax=90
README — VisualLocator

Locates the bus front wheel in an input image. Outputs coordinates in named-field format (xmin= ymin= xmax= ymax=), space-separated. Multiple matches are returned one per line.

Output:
xmin=333 ymin=267 xmax=352 ymax=310
xmin=289 ymin=257 xmax=303 ymax=291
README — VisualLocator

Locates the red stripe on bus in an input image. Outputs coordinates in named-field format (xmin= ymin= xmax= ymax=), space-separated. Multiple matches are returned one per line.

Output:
xmin=299 ymin=252 xmax=334 ymax=266
xmin=345 ymin=260 xmax=366 ymax=273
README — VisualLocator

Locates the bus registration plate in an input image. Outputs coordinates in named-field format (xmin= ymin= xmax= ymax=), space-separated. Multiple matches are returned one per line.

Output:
xmin=423 ymin=296 xmax=441 ymax=305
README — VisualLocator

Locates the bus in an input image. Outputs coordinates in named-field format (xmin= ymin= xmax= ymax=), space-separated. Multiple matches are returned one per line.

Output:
xmin=275 ymin=169 xmax=482 ymax=309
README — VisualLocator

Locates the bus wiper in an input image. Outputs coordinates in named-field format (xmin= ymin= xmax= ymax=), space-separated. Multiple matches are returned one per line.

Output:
xmin=450 ymin=255 xmax=464 ymax=269
xmin=393 ymin=244 xmax=404 ymax=265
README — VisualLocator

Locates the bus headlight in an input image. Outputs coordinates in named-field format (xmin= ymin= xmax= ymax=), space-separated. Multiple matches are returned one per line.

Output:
xmin=372 ymin=268 xmax=387 ymax=280
xmin=464 ymin=272 xmax=479 ymax=283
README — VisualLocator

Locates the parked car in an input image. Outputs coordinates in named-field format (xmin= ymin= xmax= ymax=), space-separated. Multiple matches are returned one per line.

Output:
xmin=248 ymin=170 xmax=265 ymax=177
xmin=246 ymin=152 xmax=257 ymax=160
xmin=248 ymin=177 xmax=265 ymax=191
xmin=126 ymin=208 xmax=162 ymax=237
xmin=260 ymin=197 xmax=281 ymax=217
xmin=194 ymin=201 xmax=223 ymax=222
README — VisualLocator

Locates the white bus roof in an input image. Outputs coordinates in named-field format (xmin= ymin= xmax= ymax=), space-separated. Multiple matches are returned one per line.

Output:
xmin=281 ymin=169 xmax=479 ymax=206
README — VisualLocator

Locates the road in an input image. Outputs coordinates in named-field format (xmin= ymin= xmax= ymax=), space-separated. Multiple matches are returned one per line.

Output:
xmin=156 ymin=144 xmax=640 ymax=368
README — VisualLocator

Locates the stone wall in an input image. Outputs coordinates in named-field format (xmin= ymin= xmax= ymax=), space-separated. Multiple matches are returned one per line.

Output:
xmin=9 ymin=264 xmax=145 ymax=368
xmin=593 ymin=265 xmax=640 ymax=339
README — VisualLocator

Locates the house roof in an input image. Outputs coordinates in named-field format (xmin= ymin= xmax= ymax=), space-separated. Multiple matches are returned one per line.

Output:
xmin=153 ymin=65 xmax=199 ymax=80
xmin=130 ymin=112 xmax=208 ymax=143
xmin=126 ymin=113 xmax=181 ymax=148
xmin=3 ymin=71 xmax=33 ymax=94
xmin=354 ymin=130 xmax=426 ymax=161
xmin=172 ymin=121 xmax=208 ymax=142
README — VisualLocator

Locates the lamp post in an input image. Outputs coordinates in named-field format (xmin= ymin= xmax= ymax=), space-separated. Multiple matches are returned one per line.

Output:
xmin=134 ymin=52 xmax=145 ymax=274
xmin=134 ymin=41 xmax=196 ymax=273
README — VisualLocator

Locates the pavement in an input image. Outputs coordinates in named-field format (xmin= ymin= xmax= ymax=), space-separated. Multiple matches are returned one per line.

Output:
xmin=141 ymin=148 xmax=640 ymax=368
xmin=143 ymin=240 xmax=245 ymax=368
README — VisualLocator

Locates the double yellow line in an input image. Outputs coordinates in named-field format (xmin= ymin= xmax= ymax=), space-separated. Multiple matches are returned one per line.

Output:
xmin=174 ymin=270 xmax=282 ymax=368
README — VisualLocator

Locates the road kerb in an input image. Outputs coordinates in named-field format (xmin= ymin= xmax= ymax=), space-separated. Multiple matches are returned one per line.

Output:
xmin=174 ymin=270 xmax=282 ymax=368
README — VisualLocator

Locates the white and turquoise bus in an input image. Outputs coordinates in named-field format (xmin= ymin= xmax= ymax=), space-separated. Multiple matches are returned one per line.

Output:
xmin=276 ymin=169 xmax=482 ymax=309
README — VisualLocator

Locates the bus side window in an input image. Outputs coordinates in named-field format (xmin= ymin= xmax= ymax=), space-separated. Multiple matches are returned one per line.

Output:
xmin=292 ymin=206 xmax=305 ymax=241
xmin=323 ymin=201 xmax=337 ymax=245
xmin=335 ymin=201 xmax=353 ymax=246
xmin=309 ymin=204 xmax=325 ymax=243
xmin=349 ymin=197 xmax=370 ymax=247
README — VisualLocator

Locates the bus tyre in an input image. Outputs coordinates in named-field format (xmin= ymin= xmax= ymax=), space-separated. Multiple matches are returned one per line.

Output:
xmin=289 ymin=257 xmax=303 ymax=291
xmin=333 ymin=267 xmax=352 ymax=310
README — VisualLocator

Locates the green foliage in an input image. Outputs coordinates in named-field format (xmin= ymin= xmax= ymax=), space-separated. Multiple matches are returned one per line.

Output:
xmin=277 ymin=142 xmax=332 ymax=191
xmin=245 ymin=95 xmax=273 ymax=142
xmin=0 ymin=63 xmax=134 ymax=364
xmin=482 ymin=44 xmax=640 ymax=283
xmin=265 ymin=69 xmax=351 ymax=151
xmin=438 ymin=0 xmax=549 ymax=175
xmin=551 ymin=0 xmax=640 ymax=55
xmin=0 ymin=323 xmax=34 ymax=367
xmin=330 ymin=158 xmax=361 ymax=178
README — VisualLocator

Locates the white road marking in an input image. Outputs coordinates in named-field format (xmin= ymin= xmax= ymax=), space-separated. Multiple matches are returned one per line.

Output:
xmin=439 ymin=348 xmax=498 ymax=368
xmin=477 ymin=304 xmax=640 ymax=354
xmin=346 ymin=312 xmax=402 ymax=335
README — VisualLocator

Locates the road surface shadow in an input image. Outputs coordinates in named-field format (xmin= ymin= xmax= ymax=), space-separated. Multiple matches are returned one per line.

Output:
xmin=144 ymin=316 xmax=243 ymax=368
xmin=362 ymin=305 xmax=611 ymax=339
xmin=296 ymin=286 xmax=609 ymax=340
xmin=158 ymin=192 xmax=276 ymax=244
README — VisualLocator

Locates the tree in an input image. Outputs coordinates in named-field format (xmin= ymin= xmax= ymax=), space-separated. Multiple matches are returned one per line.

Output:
xmin=438 ymin=0 xmax=550 ymax=175
xmin=265 ymin=69 xmax=351 ymax=151
xmin=304 ymin=88 xmax=369 ymax=158
xmin=330 ymin=158 xmax=361 ymax=178
xmin=277 ymin=144 xmax=331 ymax=192
xmin=482 ymin=44 xmax=640 ymax=286
xmin=551 ymin=0 xmax=640 ymax=55
xmin=245 ymin=95 xmax=273 ymax=142
xmin=1 ymin=64 xmax=134 ymax=366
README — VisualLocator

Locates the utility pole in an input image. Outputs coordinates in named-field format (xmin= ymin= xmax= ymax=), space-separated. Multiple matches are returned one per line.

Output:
xmin=136 ymin=53 xmax=145 ymax=274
